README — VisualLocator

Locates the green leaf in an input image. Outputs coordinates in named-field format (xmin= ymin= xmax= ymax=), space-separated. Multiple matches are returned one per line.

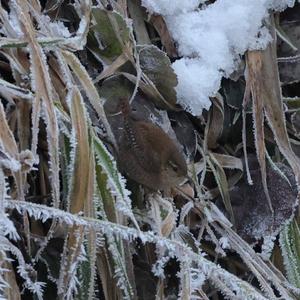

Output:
xmin=100 ymin=75 xmax=134 ymax=107
xmin=93 ymin=136 xmax=137 ymax=299
xmin=280 ymin=219 xmax=300 ymax=288
xmin=139 ymin=45 xmax=178 ymax=107
xmin=93 ymin=133 xmax=139 ymax=229
xmin=222 ymin=78 xmax=245 ymax=110
xmin=88 ymin=8 xmax=131 ymax=63
xmin=207 ymin=152 xmax=235 ymax=225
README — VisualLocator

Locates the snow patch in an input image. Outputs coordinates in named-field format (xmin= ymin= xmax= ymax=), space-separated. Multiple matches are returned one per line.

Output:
xmin=141 ymin=0 xmax=203 ymax=16
xmin=142 ymin=0 xmax=297 ymax=116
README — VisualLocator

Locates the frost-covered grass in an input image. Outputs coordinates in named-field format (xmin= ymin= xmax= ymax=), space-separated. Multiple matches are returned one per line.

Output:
xmin=0 ymin=0 xmax=300 ymax=299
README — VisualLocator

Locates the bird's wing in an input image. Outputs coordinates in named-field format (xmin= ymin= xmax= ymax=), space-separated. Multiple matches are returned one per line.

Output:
xmin=130 ymin=121 xmax=164 ymax=173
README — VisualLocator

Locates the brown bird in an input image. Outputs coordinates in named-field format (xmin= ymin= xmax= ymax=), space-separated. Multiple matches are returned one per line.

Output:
xmin=117 ymin=98 xmax=187 ymax=191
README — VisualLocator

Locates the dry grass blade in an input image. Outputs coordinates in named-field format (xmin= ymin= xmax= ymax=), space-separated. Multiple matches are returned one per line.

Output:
xmin=0 ymin=102 xmax=18 ymax=159
xmin=3 ymin=260 xmax=21 ymax=300
xmin=128 ymin=0 xmax=151 ymax=45
xmin=0 ymin=78 xmax=33 ymax=99
xmin=178 ymin=258 xmax=191 ymax=300
xmin=15 ymin=0 xmax=60 ymax=207
xmin=67 ymin=87 xmax=93 ymax=214
xmin=261 ymin=37 xmax=300 ymax=186
xmin=150 ymin=15 xmax=177 ymax=58
xmin=247 ymin=51 xmax=273 ymax=214
xmin=148 ymin=194 xmax=176 ymax=237
xmin=208 ymin=152 xmax=235 ymax=225
xmin=16 ymin=101 xmax=31 ymax=152
xmin=247 ymin=17 xmax=300 ymax=212
xmin=213 ymin=153 xmax=243 ymax=171
xmin=59 ymin=86 xmax=95 ymax=295
xmin=206 ymin=94 xmax=224 ymax=149
xmin=242 ymin=79 xmax=253 ymax=185
xmin=93 ymin=53 xmax=128 ymax=82
xmin=212 ymin=220 xmax=298 ymax=299
xmin=0 ymin=101 xmax=27 ymax=200
xmin=96 ymin=248 xmax=117 ymax=300
xmin=62 ymin=51 xmax=118 ymax=150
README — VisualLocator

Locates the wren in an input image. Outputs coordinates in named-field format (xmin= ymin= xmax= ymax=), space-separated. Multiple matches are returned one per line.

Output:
xmin=117 ymin=98 xmax=187 ymax=191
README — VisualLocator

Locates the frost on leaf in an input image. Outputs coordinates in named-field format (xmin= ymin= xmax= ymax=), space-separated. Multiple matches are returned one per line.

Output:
xmin=217 ymin=158 xmax=298 ymax=242
xmin=93 ymin=135 xmax=139 ymax=229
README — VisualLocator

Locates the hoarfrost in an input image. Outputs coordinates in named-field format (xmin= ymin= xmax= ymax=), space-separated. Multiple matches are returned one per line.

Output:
xmin=219 ymin=236 xmax=230 ymax=250
xmin=0 ymin=156 xmax=20 ymax=173
xmin=93 ymin=137 xmax=139 ymax=228
xmin=261 ymin=235 xmax=275 ymax=260
xmin=3 ymin=199 xmax=288 ymax=299
xmin=0 ymin=213 xmax=19 ymax=241
xmin=2 ymin=4 xmax=23 ymax=38
xmin=38 ymin=15 xmax=71 ymax=38
xmin=190 ymin=267 xmax=206 ymax=296
xmin=0 ymin=260 xmax=10 ymax=299
xmin=0 ymin=233 xmax=45 ymax=299
xmin=152 ymin=256 xmax=170 ymax=278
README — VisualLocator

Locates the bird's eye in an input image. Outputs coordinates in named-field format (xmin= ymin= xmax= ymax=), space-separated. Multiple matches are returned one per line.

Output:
xmin=168 ymin=161 xmax=178 ymax=172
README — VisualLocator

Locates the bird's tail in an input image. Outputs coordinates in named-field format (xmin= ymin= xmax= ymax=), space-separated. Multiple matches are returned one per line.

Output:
xmin=119 ymin=97 xmax=131 ymax=117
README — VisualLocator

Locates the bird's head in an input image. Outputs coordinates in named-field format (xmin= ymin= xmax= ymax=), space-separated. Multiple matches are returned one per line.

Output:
xmin=162 ymin=151 xmax=187 ymax=188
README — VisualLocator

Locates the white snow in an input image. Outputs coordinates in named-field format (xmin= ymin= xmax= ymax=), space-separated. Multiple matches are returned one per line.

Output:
xmin=268 ymin=0 xmax=296 ymax=11
xmin=219 ymin=236 xmax=230 ymax=250
xmin=172 ymin=57 xmax=221 ymax=114
xmin=141 ymin=0 xmax=297 ymax=116
xmin=141 ymin=0 xmax=204 ymax=16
